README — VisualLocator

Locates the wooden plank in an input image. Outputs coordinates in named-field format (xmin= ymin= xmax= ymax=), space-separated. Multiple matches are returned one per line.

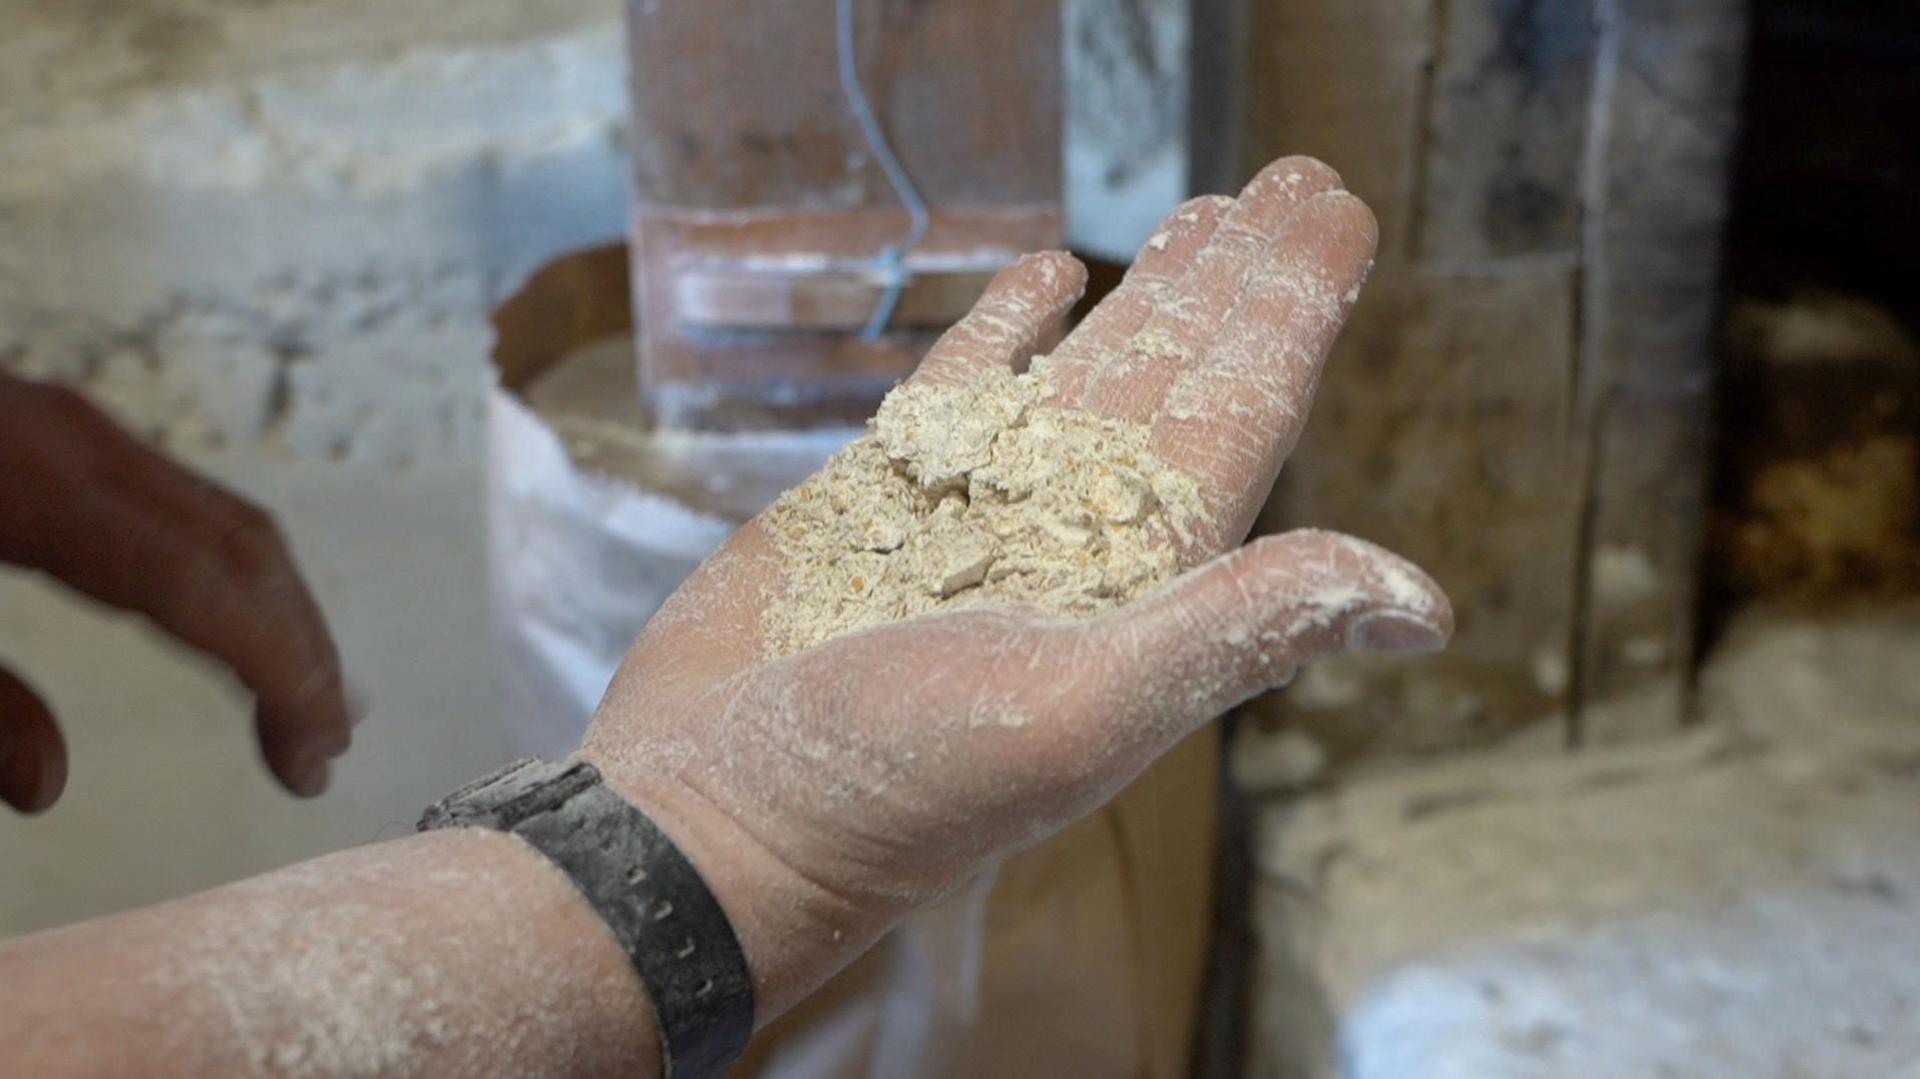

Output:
xmin=672 ymin=266 xmax=1002 ymax=333
xmin=626 ymin=0 xmax=1060 ymax=210
xmin=630 ymin=205 xmax=1058 ymax=429
xmin=1573 ymin=0 xmax=1749 ymax=742
xmin=1416 ymin=0 xmax=1599 ymax=266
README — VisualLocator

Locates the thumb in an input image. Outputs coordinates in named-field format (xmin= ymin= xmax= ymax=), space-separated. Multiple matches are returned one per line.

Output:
xmin=1075 ymin=529 xmax=1452 ymax=754
xmin=0 ymin=663 xmax=67 ymax=814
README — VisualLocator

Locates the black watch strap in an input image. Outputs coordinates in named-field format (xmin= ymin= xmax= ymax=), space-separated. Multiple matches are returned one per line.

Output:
xmin=419 ymin=758 xmax=755 ymax=1078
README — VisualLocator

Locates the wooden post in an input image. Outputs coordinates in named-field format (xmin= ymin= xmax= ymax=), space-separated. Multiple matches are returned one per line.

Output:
xmin=1573 ymin=0 xmax=1749 ymax=743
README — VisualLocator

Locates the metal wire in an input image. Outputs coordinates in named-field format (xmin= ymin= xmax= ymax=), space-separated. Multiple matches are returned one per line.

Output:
xmin=836 ymin=0 xmax=930 ymax=340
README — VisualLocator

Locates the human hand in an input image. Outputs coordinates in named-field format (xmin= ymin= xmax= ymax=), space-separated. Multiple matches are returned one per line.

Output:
xmin=579 ymin=157 xmax=1453 ymax=1018
xmin=0 ymin=373 xmax=352 ymax=811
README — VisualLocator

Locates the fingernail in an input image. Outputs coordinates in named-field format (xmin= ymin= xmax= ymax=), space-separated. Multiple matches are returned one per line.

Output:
xmin=1348 ymin=609 xmax=1448 ymax=655
xmin=344 ymin=682 xmax=372 ymax=732
xmin=314 ymin=683 xmax=368 ymax=760
xmin=0 ymin=731 xmax=37 ymax=814
xmin=321 ymin=723 xmax=353 ymax=760
xmin=32 ymin=743 xmax=66 ymax=814
xmin=1 ymin=746 xmax=59 ymax=815
xmin=0 ymin=754 xmax=28 ymax=815
xmin=0 ymin=726 xmax=15 ymax=807
xmin=290 ymin=751 xmax=331 ymax=798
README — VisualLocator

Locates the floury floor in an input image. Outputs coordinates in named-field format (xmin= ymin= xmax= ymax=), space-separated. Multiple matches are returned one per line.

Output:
xmin=1248 ymin=603 xmax=1920 ymax=1078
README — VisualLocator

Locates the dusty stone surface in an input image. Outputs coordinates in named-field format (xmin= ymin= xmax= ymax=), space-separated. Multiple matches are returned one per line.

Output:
xmin=1251 ymin=605 xmax=1920 ymax=1078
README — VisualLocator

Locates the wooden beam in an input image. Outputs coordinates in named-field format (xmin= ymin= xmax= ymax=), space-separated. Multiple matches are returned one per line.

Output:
xmin=1242 ymin=0 xmax=1748 ymax=760
xmin=1572 ymin=0 xmax=1750 ymax=742
xmin=626 ymin=0 xmax=1060 ymax=210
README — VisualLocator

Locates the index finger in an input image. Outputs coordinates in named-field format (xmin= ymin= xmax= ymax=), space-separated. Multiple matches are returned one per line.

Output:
xmin=910 ymin=252 xmax=1087 ymax=387
xmin=43 ymin=487 xmax=348 ymax=796
xmin=1066 ymin=158 xmax=1345 ymax=421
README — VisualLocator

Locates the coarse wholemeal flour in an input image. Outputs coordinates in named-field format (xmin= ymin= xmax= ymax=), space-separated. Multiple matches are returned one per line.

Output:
xmin=760 ymin=363 xmax=1206 ymax=656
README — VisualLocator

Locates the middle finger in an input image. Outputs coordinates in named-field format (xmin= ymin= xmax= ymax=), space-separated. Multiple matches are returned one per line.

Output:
xmin=1076 ymin=157 xmax=1345 ymax=423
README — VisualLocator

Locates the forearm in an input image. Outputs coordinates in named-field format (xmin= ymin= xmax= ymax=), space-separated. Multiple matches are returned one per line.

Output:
xmin=0 ymin=830 xmax=659 ymax=1078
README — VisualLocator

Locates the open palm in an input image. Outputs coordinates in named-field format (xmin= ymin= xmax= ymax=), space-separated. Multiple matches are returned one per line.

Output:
xmin=579 ymin=157 xmax=1453 ymax=1014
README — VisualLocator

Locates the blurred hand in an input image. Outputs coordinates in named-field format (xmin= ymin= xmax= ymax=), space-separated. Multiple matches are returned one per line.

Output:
xmin=580 ymin=157 xmax=1454 ymax=1016
xmin=0 ymin=372 xmax=352 ymax=811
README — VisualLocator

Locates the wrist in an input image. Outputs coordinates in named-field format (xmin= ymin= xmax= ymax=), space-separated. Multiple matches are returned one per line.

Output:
xmin=577 ymin=750 xmax=881 ymax=1022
